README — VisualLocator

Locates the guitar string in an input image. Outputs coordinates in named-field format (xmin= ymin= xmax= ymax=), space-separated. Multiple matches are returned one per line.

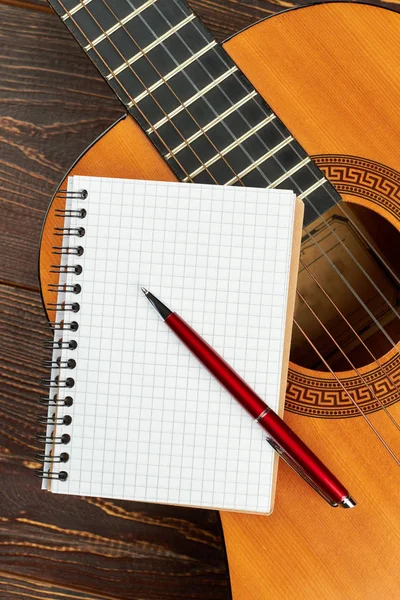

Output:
xmin=73 ymin=0 xmax=244 ymax=188
xmin=300 ymin=258 xmax=400 ymax=431
xmin=295 ymin=224 xmax=400 ymax=449
xmin=297 ymin=220 xmax=400 ymax=355
xmin=66 ymin=0 xmax=400 ymax=328
xmin=62 ymin=0 xmax=400 ymax=428
xmin=57 ymin=0 xmax=220 ymax=186
xmin=174 ymin=0 xmax=400 ymax=295
xmin=293 ymin=318 xmax=400 ymax=465
xmin=112 ymin=0 xmax=400 ymax=386
xmin=296 ymin=287 xmax=400 ymax=435
xmin=98 ymin=0 xmax=258 ymax=188
xmin=90 ymin=0 xmax=400 ymax=337
xmin=62 ymin=0 xmax=400 ymax=368
xmin=299 ymin=198 xmax=400 ymax=321
xmin=162 ymin=0 xmax=400 ymax=315
xmin=149 ymin=0 xmax=400 ymax=451
xmin=57 ymin=1 xmax=400 ymax=449
xmin=327 ymin=201 xmax=400 ymax=287
xmin=148 ymin=0 xmax=400 ymax=318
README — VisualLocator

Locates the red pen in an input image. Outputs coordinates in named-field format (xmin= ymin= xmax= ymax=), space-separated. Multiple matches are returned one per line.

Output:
xmin=141 ymin=288 xmax=356 ymax=508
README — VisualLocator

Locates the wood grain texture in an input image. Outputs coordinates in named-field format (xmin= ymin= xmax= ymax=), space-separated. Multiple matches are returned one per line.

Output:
xmin=38 ymin=2 xmax=400 ymax=600
xmin=6 ymin=0 xmax=400 ymax=39
xmin=0 ymin=1 xmax=251 ymax=598
xmin=222 ymin=4 xmax=400 ymax=599
xmin=2 ymin=1 xmax=400 ymax=599
xmin=0 ymin=284 xmax=231 ymax=599
xmin=0 ymin=6 xmax=124 ymax=288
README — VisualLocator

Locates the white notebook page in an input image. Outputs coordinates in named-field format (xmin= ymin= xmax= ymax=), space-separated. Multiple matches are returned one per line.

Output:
xmin=49 ymin=176 xmax=296 ymax=513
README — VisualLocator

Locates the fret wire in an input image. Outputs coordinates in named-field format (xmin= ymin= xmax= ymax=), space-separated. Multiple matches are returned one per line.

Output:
xmin=298 ymin=178 xmax=326 ymax=199
xmin=181 ymin=115 xmax=276 ymax=179
xmin=83 ymin=0 xmax=240 ymax=185
xmin=167 ymin=0 xmax=281 ymax=126
xmin=142 ymin=7 xmax=268 ymax=187
xmin=84 ymin=0 xmax=158 ymax=49
xmin=61 ymin=0 xmax=91 ymax=20
xmin=149 ymin=78 xmax=251 ymax=135
xmin=163 ymin=0 xmax=350 ymax=216
xmin=107 ymin=13 xmax=197 ymax=80
xmin=57 ymin=1 xmax=400 ymax=366
xmin=166 ymin=0 xmax=326 ymax=192
xmin=71 ymin=0 xmax=308 ymax=200
xmin=63 ymin=0 xmax=233 ymax=186
xmin=61 ymin=2 xmax=222 ymax=187
xmin=64 ymin=0 xmax=252 ymax=192
xmin=266 ymin=157 xmax=311 ymax=188
xmin=222 ymin=136 xmax=294 ymax=186
xmin=293 ymin=318 xmax=400 ymax=464
xmin=130 ymin=0 xmax=263 ymax=182
xmin=163 ymin=0 xmax=399 ymax=307
xmin=66 ymin=0 xmax=300 ymax=195
xmin=149 ymin=6 xmax=316 ymax=194
xmin=130 ymin=41 xmax=218 ymax=104
xmin=57 ymin=0 xmax=197 ymax=183
xmin=151 ymin=72 xmax=285 ymax=191
xmin=96 ymin=0 xmax=247 ymax=186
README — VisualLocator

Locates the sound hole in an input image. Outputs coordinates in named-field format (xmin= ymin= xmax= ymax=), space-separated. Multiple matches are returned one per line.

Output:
xmin=290 ymin=202 xmax=400 ymax=371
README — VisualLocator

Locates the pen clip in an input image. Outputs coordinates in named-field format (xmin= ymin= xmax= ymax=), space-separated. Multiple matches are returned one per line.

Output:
xmin=266 ymin=438 xmax=339 ymax=507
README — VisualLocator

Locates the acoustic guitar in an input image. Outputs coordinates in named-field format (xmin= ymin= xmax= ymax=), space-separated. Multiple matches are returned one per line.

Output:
xmin=40 ymin=1 xmax=400 ymax=597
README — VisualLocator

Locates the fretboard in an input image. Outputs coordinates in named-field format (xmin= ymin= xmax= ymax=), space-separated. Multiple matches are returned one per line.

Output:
xmin=48 ymin=0 xmax=341 ymax=225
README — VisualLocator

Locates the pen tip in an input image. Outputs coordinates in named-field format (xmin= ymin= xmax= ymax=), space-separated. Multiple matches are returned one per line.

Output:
xmin=141 ymin=287 xmax=149 ymax=295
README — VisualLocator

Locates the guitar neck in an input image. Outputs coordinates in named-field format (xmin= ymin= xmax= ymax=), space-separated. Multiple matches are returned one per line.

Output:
xmin=48 ymin=0 xmax=340 ymax=225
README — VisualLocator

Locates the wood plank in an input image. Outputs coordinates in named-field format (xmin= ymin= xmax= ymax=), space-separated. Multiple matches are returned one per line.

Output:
xmin=0 ymin=283 xmax=231 ymax=599
xmin=2 ymin=0 xmax=398 ymax=290
xmin=3 ymin=1 xmax=398 ymax=598
xmin=0 ymin=0 xmax=52 ymax=12
xmin=1 ymin=2 xmax=271 ymax=597
xmin=0 ymin=5 xmax=124 ymax=289
xmin=3 ymin=0 xmax=400 ymax=38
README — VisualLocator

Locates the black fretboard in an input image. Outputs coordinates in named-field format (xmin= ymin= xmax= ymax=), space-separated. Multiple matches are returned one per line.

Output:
xmin=49 ymin=0 xmax=341 ymax=225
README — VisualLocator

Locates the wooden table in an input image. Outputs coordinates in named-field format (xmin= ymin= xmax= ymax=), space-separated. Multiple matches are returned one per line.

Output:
xmin=0 ymin=0 xmax=397 ymax=598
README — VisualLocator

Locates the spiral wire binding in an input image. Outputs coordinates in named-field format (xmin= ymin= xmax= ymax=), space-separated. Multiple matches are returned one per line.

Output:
xmin=48 ymin=283 xmax=82 ymax=294
xmin=50 ymin=265 xmax=83 ymax=275
xmin=54 ymin=227 xmax=86 ymax=237
xmin=37 ymin=187 xmax=87 ymax=483
xmin=52 ymin=245 xmax=84 ymax=256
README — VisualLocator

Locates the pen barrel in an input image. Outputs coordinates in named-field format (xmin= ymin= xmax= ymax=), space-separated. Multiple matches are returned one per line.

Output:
xmin=166 ymin=312 xmax=350 ymax=506
xmin=259 ymin=410 xmax=349 ymax=503
xmin=165 ymin=313 xmax=268 ymax=419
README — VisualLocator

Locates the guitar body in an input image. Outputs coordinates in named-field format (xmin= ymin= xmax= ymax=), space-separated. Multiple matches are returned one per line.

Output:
xmin=40 ymin=3 xmax=400 ymax=598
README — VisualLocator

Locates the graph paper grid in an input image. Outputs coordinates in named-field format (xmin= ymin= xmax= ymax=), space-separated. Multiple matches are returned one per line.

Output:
xmin=49 ymin=175 xmax=296 ymax=513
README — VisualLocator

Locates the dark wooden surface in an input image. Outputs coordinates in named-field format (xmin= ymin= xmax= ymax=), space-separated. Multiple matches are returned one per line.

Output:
xmin=0 ymin=0 xmax=397 ymax=598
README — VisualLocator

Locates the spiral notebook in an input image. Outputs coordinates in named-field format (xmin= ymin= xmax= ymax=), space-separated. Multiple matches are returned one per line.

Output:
xmin=39 ymin=176 xmax=303 ymax=514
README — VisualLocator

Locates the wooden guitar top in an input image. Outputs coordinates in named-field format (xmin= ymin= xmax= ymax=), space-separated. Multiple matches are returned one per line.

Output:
xmin=39 ymin=3 xmax=400 ymax=598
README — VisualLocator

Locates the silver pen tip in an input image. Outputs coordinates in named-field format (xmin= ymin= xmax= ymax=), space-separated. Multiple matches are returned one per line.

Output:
xmin=141 ymin=287 xmax=149 ymax=295
xmin=340 ymin=495 xmax=357 ymax=508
